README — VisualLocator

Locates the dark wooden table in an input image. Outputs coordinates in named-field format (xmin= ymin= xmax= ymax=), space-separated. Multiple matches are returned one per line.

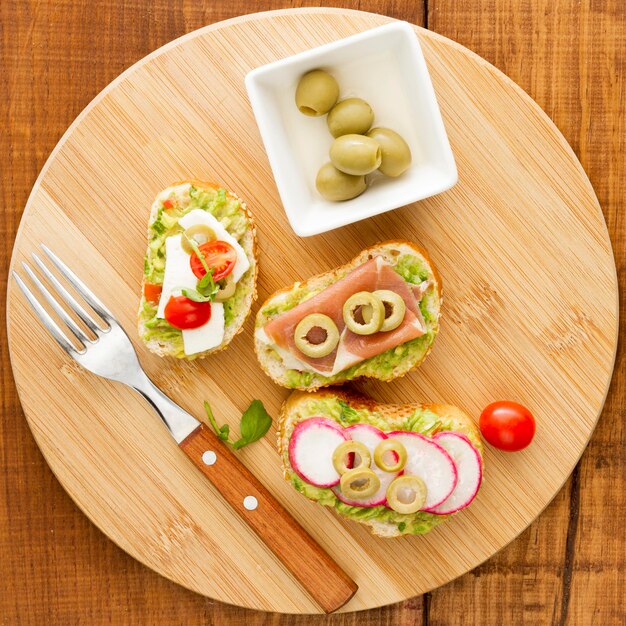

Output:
xmin=1 ymin=1 xmax=624 ymax=624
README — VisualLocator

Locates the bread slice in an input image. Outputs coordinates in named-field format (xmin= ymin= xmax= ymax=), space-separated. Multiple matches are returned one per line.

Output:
xmin=137 ymin=180 xmax=257 ymax=359
xmin=278 ymin=388 xmax=482 ymax=538
xmin=254 ymin=240 xmax=442 ymax=390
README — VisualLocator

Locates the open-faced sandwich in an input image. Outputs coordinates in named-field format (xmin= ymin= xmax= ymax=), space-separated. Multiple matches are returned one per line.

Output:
xmin=278 ymin=389 xmax=483 ymax=537
xmin=138 ymin=181 xmax=257 ymax=359
xmin=255 ymin=241 xmax=441 ymax=390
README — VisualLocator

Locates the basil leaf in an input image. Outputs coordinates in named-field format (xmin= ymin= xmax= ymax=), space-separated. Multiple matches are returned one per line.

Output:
xmin=203 ymin=399 xmax=272 ymax=450
xmin=233 ymin=400 xmax=272 ymax=449
xmin=338 ymin=400 xmax=360 ymax=424
xmin=180 ymin=288 xmax=213 ymax=303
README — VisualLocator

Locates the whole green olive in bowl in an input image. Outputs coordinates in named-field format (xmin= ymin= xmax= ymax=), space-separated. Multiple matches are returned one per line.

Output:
xmin=366 ymin=127 xmax=412 ymax=177
xmin=329 ymin=134 xmax=382 ymax=176
xmin=295 ymin=70 xmax=339 ymax=116
xmin=327 ymin=98 xmax=374 ymax=137
xmin=315 ymin=162 xmax=367 ymax=201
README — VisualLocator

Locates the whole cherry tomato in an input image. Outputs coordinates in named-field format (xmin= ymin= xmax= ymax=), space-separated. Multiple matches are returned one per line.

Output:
xmin=479 ymin=401 xmax=536 ymax=451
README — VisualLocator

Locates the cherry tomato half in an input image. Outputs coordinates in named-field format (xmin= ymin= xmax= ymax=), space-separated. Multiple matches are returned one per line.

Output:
xmin=143 ymin=282 xmax=162 ymax=304
xmin=479 ymin=401 xmax=536 ymax=451
xmin=164 ymin=295 xmax=212 ymax=330
xmin=190 ymin=240 xmax=237 ymax=282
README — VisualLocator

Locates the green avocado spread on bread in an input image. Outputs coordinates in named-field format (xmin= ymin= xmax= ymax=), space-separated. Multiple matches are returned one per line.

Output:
xmin=261 ymin=255 xmax=438 ymax=388
xmin=286 ymin=396 xmax=478 ymax=535
xmin=139 ymin=184 xmax=252 ymax=358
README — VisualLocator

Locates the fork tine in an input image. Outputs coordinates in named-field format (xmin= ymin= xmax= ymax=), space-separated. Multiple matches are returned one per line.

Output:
xmin=12 ymin=272 xmax=82 ymax=355
xmin=31 ymin=253 xmax=103 ymax=336
xmin=22 ymin=261 xmax=92 ymax=345
xmin=40 ymin=245 xmax=112 ymax=329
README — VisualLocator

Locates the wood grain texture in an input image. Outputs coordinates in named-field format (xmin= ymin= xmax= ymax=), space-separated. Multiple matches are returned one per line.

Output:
xmin=179 ymin=424 xmax=358 ymax=613
xmin=0 ymin=2 xmax=623 ymax=626
xmin=4 ymin=5 xmax=618 ymax=613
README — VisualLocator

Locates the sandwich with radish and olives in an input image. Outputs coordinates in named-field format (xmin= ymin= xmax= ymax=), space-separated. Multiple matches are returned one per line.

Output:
xmin=138 ymin=181 xmax=257 ymax=359
xmin=278 ymin=389 xmax=483 ymax=537
xmin=255 ymin=241 xmax=441 ymax=390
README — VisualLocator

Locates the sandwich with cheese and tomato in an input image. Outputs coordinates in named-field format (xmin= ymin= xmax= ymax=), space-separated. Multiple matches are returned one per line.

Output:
xmin=138 ymin=180 xmax=257 ymax=359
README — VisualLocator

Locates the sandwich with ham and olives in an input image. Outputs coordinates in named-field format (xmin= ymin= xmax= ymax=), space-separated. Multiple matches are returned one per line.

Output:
xmin=254 ymin=241 xmax=441 ymax=390
xmin=279 ymin=389 xmax=483 ymax=537
xmin=138 ymin=181 xmax=257 ymax=359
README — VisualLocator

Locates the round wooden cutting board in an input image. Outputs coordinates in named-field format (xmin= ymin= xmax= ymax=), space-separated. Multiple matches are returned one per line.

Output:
xmin=6 ymin=8 xmax=618 ymax=614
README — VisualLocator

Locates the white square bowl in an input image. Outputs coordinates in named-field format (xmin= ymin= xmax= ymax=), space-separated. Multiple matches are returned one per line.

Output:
xmin=245 ymin=21 xmax=457 ymax=237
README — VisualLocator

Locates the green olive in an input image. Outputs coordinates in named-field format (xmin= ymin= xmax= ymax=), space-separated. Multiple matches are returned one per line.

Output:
xmin=181 ymin=224 xmax=217 ymax=254
xmin=373 ymin=439 xmax=407 ymax=472
xmin=295 ymin=69 xmax=339 ymax=116
xmin=386 ymin=475 xmax=427 ymax=514
xmin=294 ymin=313 xmax=340 ymax=358
xmin=372 ymin=290 xmax=406 ymax=332
xmin=340 ymin=468 xmax=380 ymax=500
xmin=330 ymin=134 xmax=382 ymax=176
xmin=213 ymin=274 xmax=236 ymax=302
xmin=366 ymin=127 xmax=412 ymax=177
xmin=332 ymin=441 xmax=371 ymax=475
xmin=315 ymin=162 xmax=366 ymax=202
xmin=327 ymin=98 xmax=374 ymax=138
xmin=343 ymin=291 xmax=385 ymax=335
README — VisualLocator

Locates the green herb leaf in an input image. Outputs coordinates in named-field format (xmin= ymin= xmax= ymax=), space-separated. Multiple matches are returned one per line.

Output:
xmin=233 ymin=400 xmax=272 ymax=449
xmin=338 ymin=400 xmax=360 ymax=424
xmin=203 ymin=400 xmax=272 ymax=450
xmin=180 ymin=288 xmax=213 ymax=303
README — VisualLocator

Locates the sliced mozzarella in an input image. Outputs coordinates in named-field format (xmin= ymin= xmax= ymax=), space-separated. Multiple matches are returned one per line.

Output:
xmin=331 ymin=329 xmax=362 ymax=376
xmin=182 ymin=302 xmax=225 ymax=356
xmin=178 ymin=209 xmax=250 ymax=283
xmin=156 ymin=235 xmax=198 ymax=318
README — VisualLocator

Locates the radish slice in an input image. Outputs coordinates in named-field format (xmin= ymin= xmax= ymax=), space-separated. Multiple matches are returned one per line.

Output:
xmin=333 ymin=424 xmax=399 ymax=507
xmin=430 ymin=432 xmax=482 ymax=515
xmin=289 ymin=418 xmax=347 ymax=487
xmin=387 ymin=432 xmax=458 ymax=511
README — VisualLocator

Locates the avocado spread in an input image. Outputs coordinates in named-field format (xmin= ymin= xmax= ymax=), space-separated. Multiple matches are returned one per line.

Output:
xmin=286 ymin=396 xmax=474 ymax=535
xmin=261 ymin=254 xmax=439 ymax=387
xmin=139 ymin=185 xmax=252 ymax=358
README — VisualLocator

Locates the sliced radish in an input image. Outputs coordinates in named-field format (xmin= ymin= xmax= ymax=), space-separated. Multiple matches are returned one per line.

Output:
xmin=288 ymin=417 xmax=347 ymax=487
xmin=430 ymin=432 xmax=482 ymax=515
xmin=387 ymin=432 xmax=458 ymax=511
xmin=333 ymin=424 xmax=399 ymax=507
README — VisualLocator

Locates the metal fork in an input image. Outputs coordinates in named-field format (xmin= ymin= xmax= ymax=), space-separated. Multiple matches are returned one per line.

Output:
xmin=12 ymin=246 xmax=357 ymax=613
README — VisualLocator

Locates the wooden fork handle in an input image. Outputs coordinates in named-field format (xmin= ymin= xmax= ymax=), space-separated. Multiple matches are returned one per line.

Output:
xmin=179 ymin=423 xmax=358 ymax=613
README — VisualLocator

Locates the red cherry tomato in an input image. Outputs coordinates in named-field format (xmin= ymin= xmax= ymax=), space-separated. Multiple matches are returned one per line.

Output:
xmin=143 ymin=282 xmax=162 ymax=304
xmin=190 ymin=241 xmax=237 ymax=282
xmin=479 ymin=401 xmax=536 ymax=451
xmin=164 ymin=295 xmax=212 ymax=330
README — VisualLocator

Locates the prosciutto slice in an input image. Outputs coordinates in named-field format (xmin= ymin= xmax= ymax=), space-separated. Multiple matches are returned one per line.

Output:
xmin=263 ymin=257 xmax=430 ymax=375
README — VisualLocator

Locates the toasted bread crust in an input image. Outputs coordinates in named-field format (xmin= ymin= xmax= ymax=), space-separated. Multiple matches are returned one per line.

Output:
xmin=137 ymin=180 xmax=258 ymax=359
xmin=255 ymin=240 xmax=442 ymax=390
xmin=278 ymin=388 xmax=482 ymax=538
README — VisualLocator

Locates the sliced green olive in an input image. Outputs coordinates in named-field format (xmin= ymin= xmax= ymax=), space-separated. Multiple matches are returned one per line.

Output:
xmin=294 ymin=314 xmax=339 ymax=358
xmin=295 ymin=69 xmax=339 ymax=116
xmin=181 ymin=224 xmax=217 ymax=254
xmin=315 ymin=162 xmax=366 ymax=202
xmin=332 ymin=441 xmax=371 ymax=475
xmin=343 ymin=292 xmax=385 ymax=335
xmin=327 ymin=98 xmax=374 ymax=138
xmin=372 ymin=290 xmax=406 ymax=332
xmin=366 ymin=127 xmax=412 ymax=177
xmin=330 ymin=134 xmax=382 ymax=176
xmin=386 ymin=475 xmax=427 ymax=514
xmin=340 ymin=468 xmax=380 ymax=500
xmin=213 ymin=274 xmax=236 ymax=302
xmin=373 ymin=439 xmax=407 ymax=472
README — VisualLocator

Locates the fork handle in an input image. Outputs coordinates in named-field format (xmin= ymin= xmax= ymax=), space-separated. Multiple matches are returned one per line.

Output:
xmin=179 ymin=423 xmax=357 ymax=613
